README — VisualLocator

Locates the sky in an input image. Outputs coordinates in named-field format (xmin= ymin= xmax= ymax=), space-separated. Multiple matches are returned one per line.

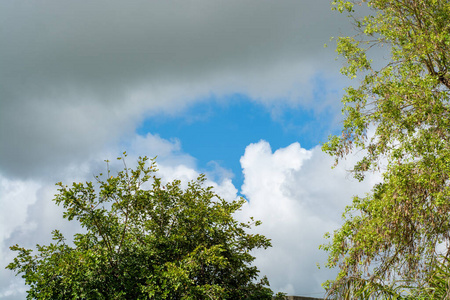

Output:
xmin=0 ymin=1 xmax=380 ymax=298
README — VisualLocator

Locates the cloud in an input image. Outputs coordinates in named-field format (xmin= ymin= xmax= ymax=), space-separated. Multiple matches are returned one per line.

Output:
xmin=0 ymin=0 xmax=352 ymax=179
xmin=0 ymin=176 xmax=40 ymax=300
xmin=0 ymin=176 xmax=40 ymax=244
xmin=237 ymin=140 xmax=379 ymax=296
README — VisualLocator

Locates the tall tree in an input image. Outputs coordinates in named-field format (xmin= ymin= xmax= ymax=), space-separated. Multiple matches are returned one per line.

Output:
xmin=321 ymin=0 xmax=450 ymax=298
xmin=7 ymin=155 xmax=274 ymax=299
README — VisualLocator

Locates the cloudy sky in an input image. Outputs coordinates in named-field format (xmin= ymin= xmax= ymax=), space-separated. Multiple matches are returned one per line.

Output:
xmin=0 ymin=1 xmax=379 ymax=298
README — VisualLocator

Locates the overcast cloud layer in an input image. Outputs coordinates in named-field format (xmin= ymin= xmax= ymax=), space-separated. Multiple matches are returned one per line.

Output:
xmin=0 ymin=1 xmax=372 ymax=298
xmin=0 ymin=0 xmax=353 ymax=178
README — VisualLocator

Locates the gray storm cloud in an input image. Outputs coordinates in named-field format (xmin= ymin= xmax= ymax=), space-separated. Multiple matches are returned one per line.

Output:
xmin=0 ymin=0 xmax=351 ymax=178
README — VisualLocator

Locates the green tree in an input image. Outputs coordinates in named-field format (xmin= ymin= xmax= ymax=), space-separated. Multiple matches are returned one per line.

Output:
xmin=7 ymin=155 xmax=274 ymax=299
xmin=321 ymin=0 xmax=450 ymax=298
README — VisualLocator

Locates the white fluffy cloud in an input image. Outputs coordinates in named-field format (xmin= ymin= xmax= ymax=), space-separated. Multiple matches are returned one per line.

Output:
xmin=0 ymin=176 xmax=41 ymax=300
xmin=237 ymin=140 xmax=379 ymax=296
xmin=0 ymin=176 xmax=40 ymax=244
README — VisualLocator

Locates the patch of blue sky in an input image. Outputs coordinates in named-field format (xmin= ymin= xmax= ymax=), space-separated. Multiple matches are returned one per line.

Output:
xmin=136 ymin=92 xmax=340 ymax=189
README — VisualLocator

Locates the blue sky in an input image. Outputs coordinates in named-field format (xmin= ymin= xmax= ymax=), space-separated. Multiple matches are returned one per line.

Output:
xmin=136 ymin=91 xmax=339 ymax=188
xmin=0 ymin=1 xmax=378 ymax=299
xmin=135 ymin=69 xmax=345 ymax=190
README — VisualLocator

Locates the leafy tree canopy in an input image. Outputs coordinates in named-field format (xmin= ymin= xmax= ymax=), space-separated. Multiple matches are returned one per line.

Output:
xmin=321 ymin=0 xmax=450 ymax=298
xmin=7 ymin=154 xmax=275 ymax=299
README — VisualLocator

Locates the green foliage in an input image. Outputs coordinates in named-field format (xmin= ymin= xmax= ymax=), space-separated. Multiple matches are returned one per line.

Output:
xmin=7 ymin=154 xmax=274 ymax=299
xmin=322 ymin=0 xmax=450 ymax=298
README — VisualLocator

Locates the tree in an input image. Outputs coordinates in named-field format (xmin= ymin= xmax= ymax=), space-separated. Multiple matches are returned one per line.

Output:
xmin=321 ymin=0 xmax=450 ymax=298
xmin=7 ymin=155 xmax=274 ymax=299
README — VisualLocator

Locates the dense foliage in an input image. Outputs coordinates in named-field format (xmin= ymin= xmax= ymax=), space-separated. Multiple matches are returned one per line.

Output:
xmin=7 ymin=155 xmax=274 ymax=299
xmin=321 ymin=0 xmax=450 ymax=298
